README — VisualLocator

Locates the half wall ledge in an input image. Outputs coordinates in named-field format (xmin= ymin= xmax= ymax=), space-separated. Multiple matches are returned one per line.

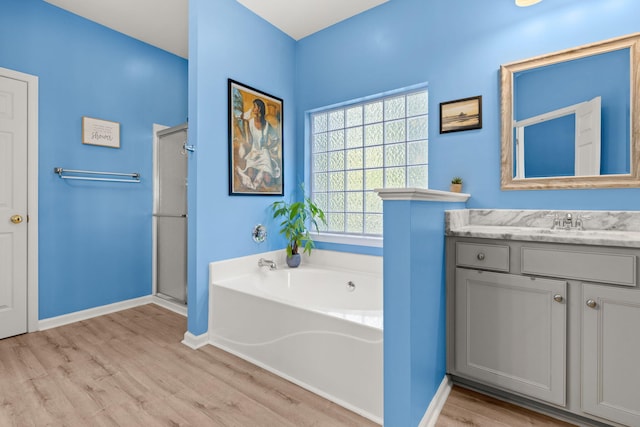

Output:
xmin=375 ymin=187 xmax=471 ymax=202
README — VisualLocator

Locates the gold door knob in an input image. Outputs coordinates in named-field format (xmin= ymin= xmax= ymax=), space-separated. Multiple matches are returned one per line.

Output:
xmin=10 ymin=215 xmax=23 ymax=224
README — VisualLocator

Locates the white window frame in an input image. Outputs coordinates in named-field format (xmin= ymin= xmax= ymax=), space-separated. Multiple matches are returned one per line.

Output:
xmin=307 ymin=83 xmax=429 ymax=247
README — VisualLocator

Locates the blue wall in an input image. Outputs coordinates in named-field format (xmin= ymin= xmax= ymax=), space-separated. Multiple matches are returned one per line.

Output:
xmin=383 ymin=199 xmax=466 ymax=426
xmin=0 ymin=0 xmax=188 ymax=319
xmin=523 ymin=115 xmax=575 ymax=178
xmin=296 ymin=0 xmax=640 ymax=213
xmin=188 ymin=0 xmax=296 ymax=334
xmin=291 ymin=0 xmax=640 ymax=424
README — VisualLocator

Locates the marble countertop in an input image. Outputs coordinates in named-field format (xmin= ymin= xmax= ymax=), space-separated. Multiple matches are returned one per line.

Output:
xmin=446 ymin=209 xmax=640 ymax=248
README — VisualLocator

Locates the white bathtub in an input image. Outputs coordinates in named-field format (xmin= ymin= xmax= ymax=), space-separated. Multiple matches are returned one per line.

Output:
xmin=208 ymin=250 xmax=383 ymax=424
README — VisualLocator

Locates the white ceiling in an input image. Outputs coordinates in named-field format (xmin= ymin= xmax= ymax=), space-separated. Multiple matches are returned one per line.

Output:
xmin=43 ymin=0 xmax=389 ymax=59
xmin=236 ymin=0 xmax=389 ymax=41
xmin=43 ymin=0 xmax=189 ymax=58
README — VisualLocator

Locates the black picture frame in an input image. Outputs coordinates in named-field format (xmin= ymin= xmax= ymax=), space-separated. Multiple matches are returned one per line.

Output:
xmin=228 ymin=79 xmax=284 ymax=196
xmin=440 ymin=95 xmax=482 ymax=134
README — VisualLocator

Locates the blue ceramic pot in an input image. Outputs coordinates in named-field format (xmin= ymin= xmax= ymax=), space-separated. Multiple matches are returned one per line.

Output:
xmin=286 ymin=253 xmax=301 ymax=268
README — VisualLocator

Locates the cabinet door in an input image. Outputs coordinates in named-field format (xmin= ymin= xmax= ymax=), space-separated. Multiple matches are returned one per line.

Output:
xmin=582 ymin=283 xmax=640 ymax=426
xmin=455 ymin=268 xmax=567 ymax=405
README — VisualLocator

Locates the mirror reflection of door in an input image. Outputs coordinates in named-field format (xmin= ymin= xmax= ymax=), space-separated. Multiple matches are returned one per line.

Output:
xmin=514 ymin=97 xmax=601 ymax=178
xmin=501 ymin=33 xmax=640 ymax=190
xmin=575 ymin=97 xmax=602 ymax=176
xmin=512 ymin=47 xmax=630 ymax=179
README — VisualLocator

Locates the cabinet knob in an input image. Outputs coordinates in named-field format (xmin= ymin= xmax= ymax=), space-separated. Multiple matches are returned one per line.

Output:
xmin=476 ymin=252 xmax=485 ymax=261
xmin=553 ymin=294 xmax=564 ymax=303
xmin=586 ymin=299 xmax=597 ymax=309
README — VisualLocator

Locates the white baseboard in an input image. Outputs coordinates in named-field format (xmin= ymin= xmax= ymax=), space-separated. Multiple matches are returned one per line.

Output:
xmin=419 ymin=375 xmax=453 ymax=427
xmin=182 ymin=331 xmax=209 ymax=349
xmin=38 ymin=295 xmax=154 ymax=331
xmin=151 ymin=295 xmax=187 ymax=317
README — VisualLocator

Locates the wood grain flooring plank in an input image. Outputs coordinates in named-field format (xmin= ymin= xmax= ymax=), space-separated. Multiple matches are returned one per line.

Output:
xmin=436 ymin=386 xmax=576 ymax=427
xmin=0 ymin=304 xmax=376 ymax=426
xmin=88 ymin=401 xmax=155 ymax=427
xmin=194 ymin=344 xmax=376 ymax=426
xmin=1 ymin=304 xmax=583 ymax=426
xmin=170 ymin=386 xmax=298 ymax=427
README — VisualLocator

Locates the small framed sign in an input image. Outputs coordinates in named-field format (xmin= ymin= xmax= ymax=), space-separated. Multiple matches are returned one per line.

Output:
xmin=82 ymin=116 xmax=120 ymax=148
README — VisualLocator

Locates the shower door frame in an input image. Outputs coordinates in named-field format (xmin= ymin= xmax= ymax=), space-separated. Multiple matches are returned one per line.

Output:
xmin=152 ymin=123 xmax=188 ymax=307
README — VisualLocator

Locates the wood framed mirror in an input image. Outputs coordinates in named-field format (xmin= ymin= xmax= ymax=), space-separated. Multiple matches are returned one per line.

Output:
xmin=500 ymin=33 xmax=640 ymax=190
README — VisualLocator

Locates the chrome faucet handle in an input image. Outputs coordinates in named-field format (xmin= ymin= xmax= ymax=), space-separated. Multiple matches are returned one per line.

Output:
xmin=546 ymin=213 xmax=561 ymax=229
xmin=574 ymin=214 xmax=591 ymax=230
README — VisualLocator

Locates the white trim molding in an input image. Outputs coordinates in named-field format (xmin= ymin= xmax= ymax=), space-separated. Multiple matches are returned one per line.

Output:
xmin=182 ymin=331 xmax=209 ymax=349
xmin=38 ymin=296 xmax=154 ymax=331
xmin=376 ymin=187 xmax=470 ymax=202
xmin=152 ymin=295 xmax=187 ymax=316
xmin=310 ymin=231 xmax=383 ymax=248
xmin=419 ymin=375 xmax=453 ymax=427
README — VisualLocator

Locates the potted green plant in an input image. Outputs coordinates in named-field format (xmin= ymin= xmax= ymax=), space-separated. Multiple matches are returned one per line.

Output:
xmin=450 ymin=176 xmax=463 ymax=193
xmin=270 ymin=189 xmax=326 ymax=268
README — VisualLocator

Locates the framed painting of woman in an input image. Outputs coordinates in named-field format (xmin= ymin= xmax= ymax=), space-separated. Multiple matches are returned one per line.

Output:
xmin=228 ymin=79 xmax=284 ymax=195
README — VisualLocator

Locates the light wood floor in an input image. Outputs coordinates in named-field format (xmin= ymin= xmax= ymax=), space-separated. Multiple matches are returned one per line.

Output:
xmin=0 ymin=304 xmax=577 ymax=427
xmin=436 ymin=386 xmax=576 ymax=427
xmin=0 ymin=304 xmax=376 ymax=426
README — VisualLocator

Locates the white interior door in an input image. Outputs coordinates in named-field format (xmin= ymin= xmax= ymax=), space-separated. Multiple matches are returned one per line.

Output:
xmin=0 ymin=74 xmax=28 ymax=339
xmin=575 ymin=96 xmax=601 ymax=176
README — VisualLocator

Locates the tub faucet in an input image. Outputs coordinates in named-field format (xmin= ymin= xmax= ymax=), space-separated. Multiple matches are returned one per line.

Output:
xmin=258 ymin=258 xmax=277 ymax=270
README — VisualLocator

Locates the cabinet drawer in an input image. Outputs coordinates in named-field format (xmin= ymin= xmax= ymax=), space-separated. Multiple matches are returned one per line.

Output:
xmin=521 ymin=247 xmax=636 ymax=286
xmin=456 ymin=242 xmax=509 ymax=272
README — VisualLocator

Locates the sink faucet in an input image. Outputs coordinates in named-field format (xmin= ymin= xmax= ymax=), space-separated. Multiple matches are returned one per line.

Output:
xmin=549 ymin=212 xmax=590 ymax=230
xmin=258 ymin=258 xmax=277 ymax=270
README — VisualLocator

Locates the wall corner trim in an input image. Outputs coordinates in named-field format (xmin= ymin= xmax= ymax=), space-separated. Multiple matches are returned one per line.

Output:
xmin=419 ymin=375 xmax=453 ymax=427
xmin=182 ymin=331 xmax=209 ymax=349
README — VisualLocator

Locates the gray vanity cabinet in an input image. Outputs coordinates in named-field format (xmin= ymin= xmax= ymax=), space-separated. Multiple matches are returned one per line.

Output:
xmin=447 ymin=237 xmax=640 ymax=427
xmin=454 ymin=268 xmax=567 ymax=405
xmin=582 ymin=283 xmax=640 ymax=426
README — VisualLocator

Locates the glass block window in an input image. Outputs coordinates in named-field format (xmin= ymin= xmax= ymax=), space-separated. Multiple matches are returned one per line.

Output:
xmin=311 ymin=88 xmax=428 ymax=236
